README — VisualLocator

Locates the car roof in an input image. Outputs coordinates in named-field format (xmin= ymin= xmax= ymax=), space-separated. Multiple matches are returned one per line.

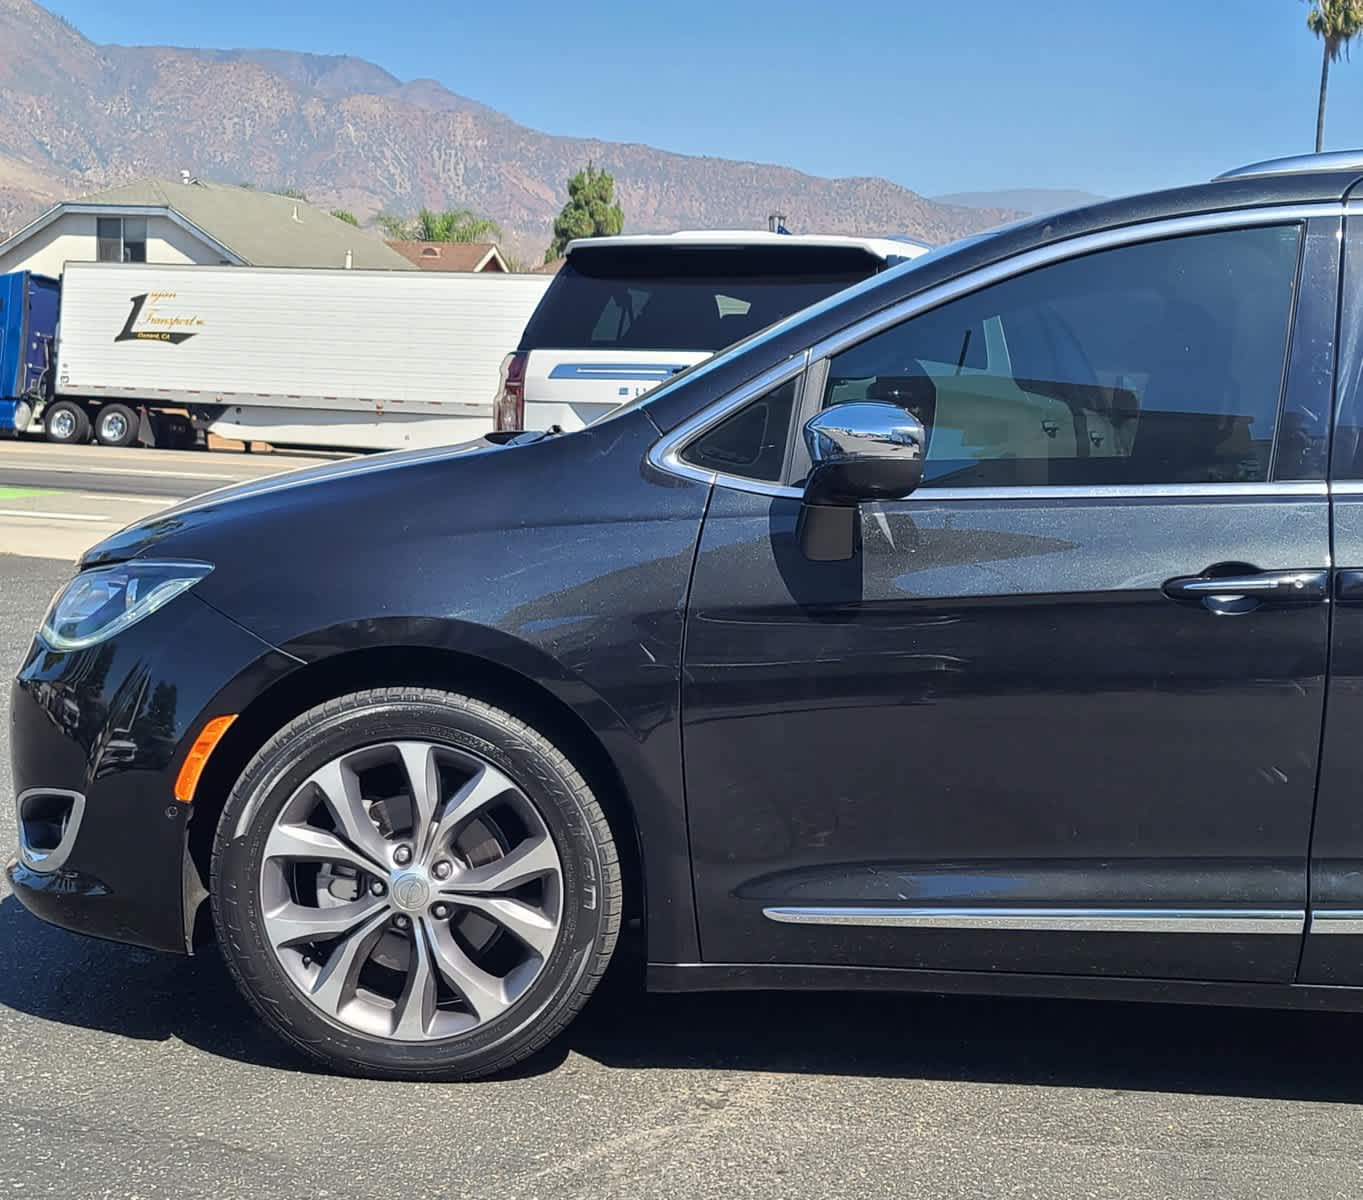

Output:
xmin=639 ymin=156 xmax=1363 ymax=431
xmin=563 ymin=230 xmax=930 ymax=262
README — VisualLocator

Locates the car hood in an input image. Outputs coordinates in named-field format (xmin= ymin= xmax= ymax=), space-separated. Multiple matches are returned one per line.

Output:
xmin=79 ymin=435 xmax=514 ymax=568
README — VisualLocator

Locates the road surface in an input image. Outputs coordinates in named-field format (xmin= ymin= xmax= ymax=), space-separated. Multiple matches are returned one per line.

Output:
xmin=0 ymin=439 xmax=343 ymax=560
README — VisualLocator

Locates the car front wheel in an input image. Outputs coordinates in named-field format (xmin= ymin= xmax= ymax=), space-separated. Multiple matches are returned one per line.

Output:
xmin=211 ymin=687 xmax=622 ymax=1080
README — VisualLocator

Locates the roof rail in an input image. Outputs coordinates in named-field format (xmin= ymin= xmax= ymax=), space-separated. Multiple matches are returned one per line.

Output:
xmin=1216 ymin=149 xmax=1363 ymax=180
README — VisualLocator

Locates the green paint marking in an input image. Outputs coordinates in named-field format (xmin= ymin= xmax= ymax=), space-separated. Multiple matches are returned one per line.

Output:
xmin=0 ymin=486 xmax=55 ymax=500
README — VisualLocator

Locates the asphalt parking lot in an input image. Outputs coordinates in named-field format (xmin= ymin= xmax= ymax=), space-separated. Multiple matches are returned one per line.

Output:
xmin=2 ymin=444 xmax=1363 ymax=1198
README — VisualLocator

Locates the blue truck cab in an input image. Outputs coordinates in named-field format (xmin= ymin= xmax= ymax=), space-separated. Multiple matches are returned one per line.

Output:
xmin=0 ymin=271 xmax=58 ymax=435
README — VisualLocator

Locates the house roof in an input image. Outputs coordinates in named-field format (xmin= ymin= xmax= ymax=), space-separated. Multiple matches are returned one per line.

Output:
xmin=385 ymin=241 xmax=509 ymax=272
xmin=0 ymin=178 xmax=415 ymax=271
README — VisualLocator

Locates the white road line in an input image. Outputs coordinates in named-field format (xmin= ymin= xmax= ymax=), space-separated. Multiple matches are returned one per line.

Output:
xmin=71 ymin=493 xmax=169 ymax=505
xmin=0 ymin=509 xmax=117 ymax=523
xmin=3 ymin=463 xmax=248 ymax=481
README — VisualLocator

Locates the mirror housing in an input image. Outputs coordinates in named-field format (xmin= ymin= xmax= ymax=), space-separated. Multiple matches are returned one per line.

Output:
xmin=797 ymin=402 xmax=927 ymax=561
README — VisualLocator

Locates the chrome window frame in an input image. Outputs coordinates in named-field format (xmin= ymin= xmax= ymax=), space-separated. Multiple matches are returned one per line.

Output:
xmin=648 ymin=203 xmax=1341 ymax=501
xmin=660 ymin=350 xmax=810 ymax=491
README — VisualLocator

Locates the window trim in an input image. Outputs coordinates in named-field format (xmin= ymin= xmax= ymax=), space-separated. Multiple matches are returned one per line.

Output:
xmin=677 ymin=368 xmax=807 ymax=484
xmin=650 ymin=203 xmax=1337 ymax=500
xmin=654 ymin=352 xmax=809 ymax=491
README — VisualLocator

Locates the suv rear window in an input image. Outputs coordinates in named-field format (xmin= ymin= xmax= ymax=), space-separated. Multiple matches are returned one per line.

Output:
xmin=519 ymin=246 xmax=878 ymax=353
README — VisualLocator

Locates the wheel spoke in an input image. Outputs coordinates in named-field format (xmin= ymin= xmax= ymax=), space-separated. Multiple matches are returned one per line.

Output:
xmin=263 ymin=894 xmax=388 ymax=949
xmin=395 ymin=742 xmax=442 ymax=858
xmin=264 ymin=822 xmax=380 ymax=876
xmin=446 ymin=894 xmax=559 ymax=957
xmin=430 ymin=763 xmax=517 ymax=849
xmin=427 ymin=919 xmax=511 ymax=1022
xmin=308 ymin=758 xmax=390 ymax=867
xmin=308 ymin=910 xmax=391 ymax=1019
xmin=440 ymin=834 xmax=560 ymax=895
xmin=392 ymin=923 xmax=438 ymax=1039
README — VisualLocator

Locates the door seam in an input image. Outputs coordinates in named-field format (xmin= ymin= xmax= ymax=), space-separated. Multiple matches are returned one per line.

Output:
xmin=677 ymin=481 xmax=716 ymax=962
xmin=1296 ymin=207 xmax=1348 ymax=978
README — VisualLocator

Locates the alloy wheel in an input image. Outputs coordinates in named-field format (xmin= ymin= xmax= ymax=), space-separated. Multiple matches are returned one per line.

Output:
xmin=258 ymin=740 xmax=564 ymax=1041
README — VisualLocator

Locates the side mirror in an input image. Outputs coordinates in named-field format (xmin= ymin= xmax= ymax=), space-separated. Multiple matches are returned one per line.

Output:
xmin=797 ymin=402 xmax=926 ymax=561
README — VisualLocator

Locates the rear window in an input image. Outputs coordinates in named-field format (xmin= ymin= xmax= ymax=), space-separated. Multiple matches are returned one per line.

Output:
xmin=519 ymin=246 xmax=878 ymax=353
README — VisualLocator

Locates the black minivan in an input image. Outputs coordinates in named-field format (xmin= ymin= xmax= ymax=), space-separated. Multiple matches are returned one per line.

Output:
xmin=14 ymin=152 xmax=1363 ymax=1080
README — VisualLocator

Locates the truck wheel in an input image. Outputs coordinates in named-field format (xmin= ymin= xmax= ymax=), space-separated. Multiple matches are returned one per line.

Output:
xmin=44 ymin=401 xmax=90 ymax=445
xmin=94 ymin=403 xmax=138 ymax=448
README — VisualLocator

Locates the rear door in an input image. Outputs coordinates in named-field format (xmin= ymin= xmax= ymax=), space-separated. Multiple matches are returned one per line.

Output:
xmin=520 ymin=246 xmax=875 ymax=430
xmin=679 ymin=215 xmax=1332 ymax=984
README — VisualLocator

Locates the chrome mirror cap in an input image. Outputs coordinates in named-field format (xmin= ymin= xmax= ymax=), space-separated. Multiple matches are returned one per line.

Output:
xmin=802 ymin=401 xmax=927 ymax=505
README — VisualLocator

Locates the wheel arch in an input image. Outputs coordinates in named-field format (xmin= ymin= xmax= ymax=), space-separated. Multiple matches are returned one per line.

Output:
xmin=187 ymin=640 xmax=649 ymax=958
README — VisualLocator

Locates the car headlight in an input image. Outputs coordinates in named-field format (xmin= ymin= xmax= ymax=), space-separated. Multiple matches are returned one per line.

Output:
xmin=40 ymin=560 xmax=213 ymax=652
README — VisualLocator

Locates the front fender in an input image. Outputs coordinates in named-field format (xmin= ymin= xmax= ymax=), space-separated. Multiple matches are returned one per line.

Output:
xmin=256 ymin=612 xmax=698 ymax=962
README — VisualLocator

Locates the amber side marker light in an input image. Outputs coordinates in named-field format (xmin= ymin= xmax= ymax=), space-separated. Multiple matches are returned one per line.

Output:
xmin=174 ymin=714 xmax=238 ymax=804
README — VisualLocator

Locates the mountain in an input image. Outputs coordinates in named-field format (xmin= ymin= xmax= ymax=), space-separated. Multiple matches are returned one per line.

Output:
xmin=0 ymin=0 xmax=1019 ymax=261
xmin=933 ymin=189 xmax=1107 ymax=217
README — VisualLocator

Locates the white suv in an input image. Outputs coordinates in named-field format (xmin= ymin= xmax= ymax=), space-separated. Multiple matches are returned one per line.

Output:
xmin=494 ymin=231 xmax=928 ymax=432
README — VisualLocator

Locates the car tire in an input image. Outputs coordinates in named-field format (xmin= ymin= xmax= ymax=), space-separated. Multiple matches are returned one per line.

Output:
xmin=211 ymin=687 xmax=622 ymax=1080
xmin=44 ymin=400 xmax=90 ymax=444
xmin=94 ymin=403 xmax=139 ymax=447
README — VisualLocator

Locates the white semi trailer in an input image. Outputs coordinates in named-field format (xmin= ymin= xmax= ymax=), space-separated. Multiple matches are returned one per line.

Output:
xmin=22 ymin=262 xmax=551 ymax=452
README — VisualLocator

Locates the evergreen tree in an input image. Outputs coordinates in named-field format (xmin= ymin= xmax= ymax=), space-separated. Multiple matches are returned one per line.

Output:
xmin=546 ymin=163 xmax=624 ymax=262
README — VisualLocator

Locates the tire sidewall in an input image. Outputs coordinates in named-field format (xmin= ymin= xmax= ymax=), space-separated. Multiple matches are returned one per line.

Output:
xmin=214 ymin=693 xmax=609 ymax=1076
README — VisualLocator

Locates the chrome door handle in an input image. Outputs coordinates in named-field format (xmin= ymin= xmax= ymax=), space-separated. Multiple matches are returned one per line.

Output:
xmin=1162 ymin=568 xmax=1327 ymax=614
xmin=1337 ymin=569 xmax=1363 ymax=604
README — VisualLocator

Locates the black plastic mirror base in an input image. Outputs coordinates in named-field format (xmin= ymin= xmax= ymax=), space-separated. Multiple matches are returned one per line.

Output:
xmin=797 ymin=502 xmax=859 ymax=562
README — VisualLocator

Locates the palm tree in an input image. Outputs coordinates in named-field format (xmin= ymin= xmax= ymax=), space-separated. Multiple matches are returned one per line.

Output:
xmin=374 ymin=213 xmax=413 ymax=239
xmin=414 ymin=209 xmax=503 ymax=243
xmin=373 ymin=209 xmax=504 ymax=243
xmin=1307 ymin=1 xmax=1363 ymax=152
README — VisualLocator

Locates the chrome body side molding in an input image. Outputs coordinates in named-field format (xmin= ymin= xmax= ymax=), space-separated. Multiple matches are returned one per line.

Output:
xmin=762 ymin=906 xmax=1306 ymax=935
xmin=1308 ymin=911 xmax=1363 ymax=934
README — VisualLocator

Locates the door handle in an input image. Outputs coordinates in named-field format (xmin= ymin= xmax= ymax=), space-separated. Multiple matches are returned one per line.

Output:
xmin=1337 ymin=570 xmax=1363 ymax=604
xmin=1162 ymin=568 xmax=1327 ymax=615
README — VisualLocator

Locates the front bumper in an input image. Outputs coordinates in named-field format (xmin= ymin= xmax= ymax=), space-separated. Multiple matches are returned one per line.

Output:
xmin=8 ymin=592 xmax=298 ymax=953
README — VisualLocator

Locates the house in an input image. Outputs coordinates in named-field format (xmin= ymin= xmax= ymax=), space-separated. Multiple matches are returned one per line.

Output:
xmin=386 ymin=241 xmax=510 ymax=272
xmin=0 ymin=178 xmax=415 ymax=276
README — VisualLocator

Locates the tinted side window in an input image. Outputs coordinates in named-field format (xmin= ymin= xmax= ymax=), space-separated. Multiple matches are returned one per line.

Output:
xmin=822 ymin=227 xmax=1302 ymax=488
xmin=681 ymin=377 xmax=798 ymax=481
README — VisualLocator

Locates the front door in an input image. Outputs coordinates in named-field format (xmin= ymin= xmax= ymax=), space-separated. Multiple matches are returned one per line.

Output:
xmin=680 ymin=219 xmax=1332 ymax=983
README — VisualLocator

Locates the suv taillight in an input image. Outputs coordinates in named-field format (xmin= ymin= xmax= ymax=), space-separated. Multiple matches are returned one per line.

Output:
xmin=494 ymin=352 xmax=527 ymax=431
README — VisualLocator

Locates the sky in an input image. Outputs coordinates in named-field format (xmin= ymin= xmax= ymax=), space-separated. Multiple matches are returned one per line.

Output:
xmin=40 ymin=0 xmax=1363 ymax=200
